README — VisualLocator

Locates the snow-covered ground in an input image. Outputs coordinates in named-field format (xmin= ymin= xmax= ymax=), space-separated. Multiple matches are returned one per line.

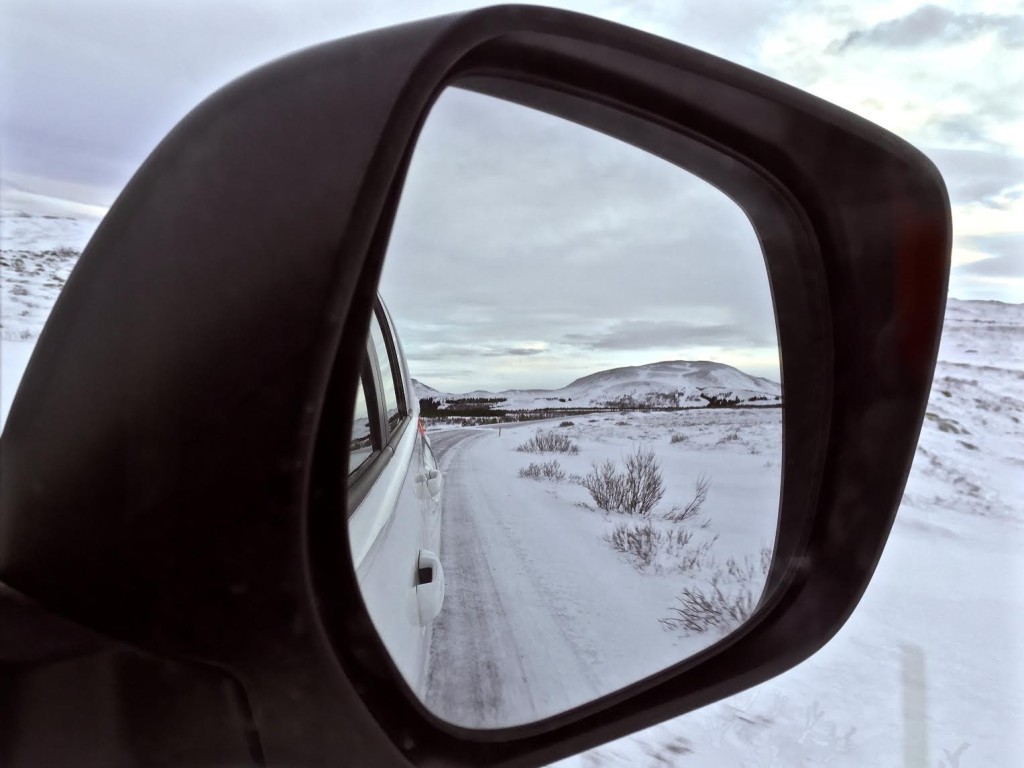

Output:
xmin=1 ymin=184 xmax=106 ymax=420
xmin=423 ymin=409 xmax=781 ymax=728
xmin=553 ymin=298 xmax=1024 ymax=768
xmin=1 ymin=198 xmax=1021 ymax=766
xmin=1 ymin=183 xmax=105 ymax=339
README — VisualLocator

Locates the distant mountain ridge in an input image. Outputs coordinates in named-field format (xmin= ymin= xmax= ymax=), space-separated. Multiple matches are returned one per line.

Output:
xmin=413 ymin=359 xmax=781 ymax=411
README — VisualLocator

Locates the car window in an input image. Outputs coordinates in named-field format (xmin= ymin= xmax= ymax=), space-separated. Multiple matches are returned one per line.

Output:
xmin=349 ymin=369 xmax=374 ymax=475
xmin=346 ymin=305 xmax=408 ymax=508
xmin=369 ymin=307 xmax=405 ymax=437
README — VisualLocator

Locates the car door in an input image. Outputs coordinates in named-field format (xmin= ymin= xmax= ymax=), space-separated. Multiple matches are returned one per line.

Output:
xmin=347 ymin=298 xmax=444 ymax=696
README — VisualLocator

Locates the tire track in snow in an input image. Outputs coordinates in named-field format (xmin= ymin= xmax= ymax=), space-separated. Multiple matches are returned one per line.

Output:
xmin=424 ymin=429 xmax=540 ymax=726
xmin=425 ymin=427 xmax=606 ymax=727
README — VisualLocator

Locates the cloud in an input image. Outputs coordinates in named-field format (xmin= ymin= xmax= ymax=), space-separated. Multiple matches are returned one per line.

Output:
xmin=4 ymin=0 xmax=1019 ymax=386
xmin=833 ymin=5 xmax=1024 ymax=52
xmin=0 ymin=0 xmax=480 ymax=196
xmin=928 ymin=115 xmax=998 ymax=149
xmin=379 ymin=88 xmax=779 ymax=389
xmin=955 ymin=235 xmax=1024 ymax=278
xmin=956 ymin=253 xmax=1023 ymax=278
xmin=950 ymin=230 xmax=1024 ymax=301
xmin=926 ymin=150 xmax=1024 ymax=205
xmin=563 ymin=319 xmax=777 ymax=350
xmin=757 ymin=3 xmax=1022 ymax=161
xmin=409 ymin=344 xmax=548 ymax=361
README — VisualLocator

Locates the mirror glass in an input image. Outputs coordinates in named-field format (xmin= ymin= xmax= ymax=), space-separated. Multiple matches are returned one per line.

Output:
xmin=348 ymin=86 xmax=782 ymax=729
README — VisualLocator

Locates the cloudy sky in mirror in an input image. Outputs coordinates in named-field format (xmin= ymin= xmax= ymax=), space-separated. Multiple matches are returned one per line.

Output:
xmin=379 ymin=89 xmax=777 ymax=391
xmin=3 ymin=0 xmax=1021 ymax=386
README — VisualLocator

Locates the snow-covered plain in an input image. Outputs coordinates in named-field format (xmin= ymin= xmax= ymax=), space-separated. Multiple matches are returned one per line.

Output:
xmin=422 ymin=409 xmax=781 ymax=728
xmin=1 ymin=197 xmax=1021 ymax=766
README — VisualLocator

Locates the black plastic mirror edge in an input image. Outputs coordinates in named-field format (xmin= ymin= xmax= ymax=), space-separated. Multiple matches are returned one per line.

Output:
xmin=0 ymin=5 xmax=950 ymax=768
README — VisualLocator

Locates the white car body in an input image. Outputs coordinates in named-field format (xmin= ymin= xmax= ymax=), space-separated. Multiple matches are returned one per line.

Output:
xmin=346 ymin=298 xmax=444 ymax=694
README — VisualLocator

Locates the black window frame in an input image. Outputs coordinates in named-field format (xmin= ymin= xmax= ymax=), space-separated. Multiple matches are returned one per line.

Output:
xmin=346 ymin=299 xmax=412 ymax=514
xmin=347 ymin=353 xmax=380 ymax=479
xmin=371 ymin=302 xmax=409 ymax=434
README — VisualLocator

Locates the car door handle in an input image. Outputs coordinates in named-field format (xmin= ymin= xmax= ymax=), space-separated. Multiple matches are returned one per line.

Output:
xmin=415 ymin=549 xmax=444 ymax=626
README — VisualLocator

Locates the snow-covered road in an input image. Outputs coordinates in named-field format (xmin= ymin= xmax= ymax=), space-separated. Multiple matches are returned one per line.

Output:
xmin=425 ymin=429 xmax=542 ymax=725
xmin=424 ymin=427 xmax=607 ymax=728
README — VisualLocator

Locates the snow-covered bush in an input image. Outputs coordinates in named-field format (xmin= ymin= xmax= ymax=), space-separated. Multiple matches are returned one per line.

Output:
xmin=623 ymin=447 xmax=665 ymax=515
xmin=581 ymin=459 xmax=623 ymax=510
xmin=607 ymin=521 xmax=721 ymax=574
xmin=669 ymin=432 xmax=687 ymax=444
xmin=661 ymin=552 xmax=771 ymax=634
xmin=716 ymin=429 xmax=742 ymax=445
xmin=581 ymin=447 xmax=664 ymax=516
xmin=664 ymin=473 xmax=711 ymax=522
xmin=518 ymin=460 xmax=566 ymax=482
xmin=606 ymin=521 xmax=662 ymax=568
xmin=671 ymin=534 xmax=719 ymax=572
xmin=558 ymin=420 xmax=575 ymax=427
xmin=516 ymin=430 xmax=580 ymax=454
xmin=660 ymin=577 xmax=756 ymax=634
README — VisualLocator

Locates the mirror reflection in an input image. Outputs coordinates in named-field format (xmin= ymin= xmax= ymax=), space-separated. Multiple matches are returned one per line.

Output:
xmin=349 ymin=86 xmax=782 ymax=729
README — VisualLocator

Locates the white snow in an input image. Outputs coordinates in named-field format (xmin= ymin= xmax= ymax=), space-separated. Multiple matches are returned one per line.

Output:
xmin=1 ymin=190 xmax=105 ymax=431
xmin=0 ymin=182 xmax=105 ymax=413
xmin=1 ymin=180 xmax=108 ymax=224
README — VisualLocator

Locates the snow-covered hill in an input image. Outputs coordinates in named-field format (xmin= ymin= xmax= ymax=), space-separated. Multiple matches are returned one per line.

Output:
xmin=905 ymin=298 xmax=1024 ymax=519
xmin=414 ymin=360 xmax=781 ymax=411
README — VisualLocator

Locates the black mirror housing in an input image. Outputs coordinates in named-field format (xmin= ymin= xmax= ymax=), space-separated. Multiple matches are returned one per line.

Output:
xmin=0 ymin=6 xmax=950 ymax=766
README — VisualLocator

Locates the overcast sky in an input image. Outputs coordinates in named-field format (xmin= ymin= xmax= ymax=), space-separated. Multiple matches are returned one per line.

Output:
xmin=380 ymin=89 xmax=778 ymax=390
xmin=2 ymin=1 xmax=1021 ymax=390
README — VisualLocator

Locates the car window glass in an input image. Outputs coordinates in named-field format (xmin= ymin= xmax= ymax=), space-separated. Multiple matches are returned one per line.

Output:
xmin=370 ymin=311 xmax=403 ymax=436
xmin=349 ymin=370 xmax=373 ymax=475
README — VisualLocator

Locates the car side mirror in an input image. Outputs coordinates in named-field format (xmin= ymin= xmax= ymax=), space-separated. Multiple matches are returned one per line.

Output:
xmin=0 ymin=5 xmax=949 ymax=767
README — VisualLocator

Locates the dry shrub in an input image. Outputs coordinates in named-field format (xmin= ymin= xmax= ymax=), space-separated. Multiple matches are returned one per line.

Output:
xmin=516 ymin=430 xmax=580 ymax=454
xmin=581 ymin=447 xmax=664 ymax=516
xmin=518 ymin=460 xmax=566 ymax=482
xmin=664 ymin=473 xmax=711 ymax=523
xmin=606 ymin=521 xmax=662 ymax=568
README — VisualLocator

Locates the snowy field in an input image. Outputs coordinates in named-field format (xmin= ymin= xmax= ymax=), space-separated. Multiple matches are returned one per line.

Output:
xmin=553 ymin=298 xmax=1024 ymax=768
xmin=1 ymin=184 xmax=104 ymax=418
xmin=1 ymin=198 xmax=1021 ymax=765
xmin=422 ymin=408 xmax=781 ymax=727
